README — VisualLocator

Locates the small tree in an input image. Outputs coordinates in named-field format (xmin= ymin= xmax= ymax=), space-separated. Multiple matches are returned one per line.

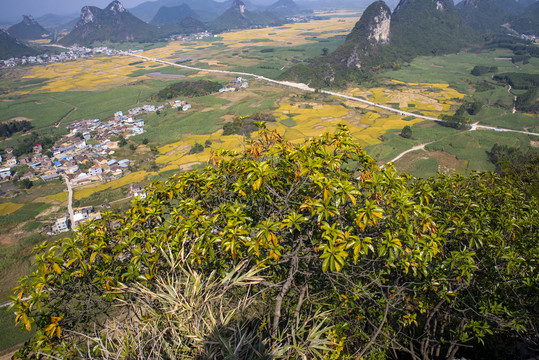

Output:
xmin=118 ymin=135 xmax=127 ymax=147
xmin=400 ymin=125 xmax=412 ymax=138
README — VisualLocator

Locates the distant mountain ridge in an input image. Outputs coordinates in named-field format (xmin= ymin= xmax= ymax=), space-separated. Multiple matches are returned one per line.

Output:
xmin=58 ymin=0 xmax=160 ymax=46
xmin=510 ymin=0 xmax=539 ymax=35
xmin=130 ymin=0 xmax=229 ymax=22
xmin=266 ymin=0 xmax=301 ymax=16
xmin=209 ymin=0 xmax=276 ymax=32
xmin=456 ymin=0 xmax=509 ymax=33
xmin=7 ymin=15 xmax=50 ymax=40
xmin=150 ymin=4 xmax=199 ymax=26
xmin=0 ymin=30 xmax=39 ymax=59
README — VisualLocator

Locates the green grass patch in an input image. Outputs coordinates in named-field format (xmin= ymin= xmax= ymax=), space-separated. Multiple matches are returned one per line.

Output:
xmin=472 ymin=107 xmax=538 ymax=131
xmin=281 ymin=117 xmax=297 ymax=127
xmin=0 ymin=203 xmax=51 ymax=228
xmin=400 ymin=157 xmax=440 ymax=178
xmin=380 ymin=49 xmax=539 ymax=94
xmin=426 ymin=130 xmax=532 ymax=172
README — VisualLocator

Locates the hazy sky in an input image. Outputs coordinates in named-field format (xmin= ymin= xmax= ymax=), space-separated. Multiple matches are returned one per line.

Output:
xmin=0 ymin=0 xmax=229 ymax=23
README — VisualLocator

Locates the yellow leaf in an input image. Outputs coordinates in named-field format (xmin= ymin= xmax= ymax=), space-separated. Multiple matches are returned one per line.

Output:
xmin=324 ymin=188 xmax=328 ymax=201
xmin=56 ymin=326 xmax=61 ymax=338
xmin=253 ymin=177 xmax=262 ymax=191
xmin=90 ymin=252 xmax=97 ymax=264
xmin=52 ymin=263 xmax=62 ymax=275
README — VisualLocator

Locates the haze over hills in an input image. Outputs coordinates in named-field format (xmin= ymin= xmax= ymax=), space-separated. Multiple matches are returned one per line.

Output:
xmin=209 ymin=0 xmax=276 ymax=32
xmin=7 ymin=15 xmax=50 ymax=40
xmin=130 ymin=0 xmax=229 ymax=22
xmin=0 ymin=29 xmax=39 ymax=59
xmin=58 ymin=0 xmax=160 ymax=46
xmin=150 ymin=4 xmax=199 ymax=26
xmin=158 ymin=16 xmax=207 ymax=35
xmin=456 ymin=0 xmax=509 ymax=33
xmin=510 ymin=0 xmax=539 ymax=35
xmin=266 ymin=0 xmax=301 ymax=16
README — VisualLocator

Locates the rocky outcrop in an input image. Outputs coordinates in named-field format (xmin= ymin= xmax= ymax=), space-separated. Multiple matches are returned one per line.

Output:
xmin=332 ymin=1 xmax=392 ymax=68
xmin=7 ymin=15 xmax=50 ymax=40
xmin=58 ymin=0 xmax=159 ymax=46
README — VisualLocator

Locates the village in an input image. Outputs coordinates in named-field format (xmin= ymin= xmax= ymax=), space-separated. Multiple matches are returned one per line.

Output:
xmin=0 ymin=96 xmax=195 ymax=233
xmin=0 ymin=45 xmax=123 ymax=67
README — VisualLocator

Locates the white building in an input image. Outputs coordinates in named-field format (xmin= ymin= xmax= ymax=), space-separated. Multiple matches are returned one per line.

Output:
xmin=0 ymin=168 xmax=11 ymax=179
xmin=55 ymin=217 xmax=70 ymax=232
xmin=182 ymin=104 xmax=192 ymax=111
xmin=88 ymin=164 xmax=103 ymax=176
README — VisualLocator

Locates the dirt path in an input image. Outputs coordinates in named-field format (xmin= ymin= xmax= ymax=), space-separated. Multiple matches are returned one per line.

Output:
xmin=385 ymin=142 xmax=434 ymax=167
xmin=51 ymin=97 xmax=78 ymax=127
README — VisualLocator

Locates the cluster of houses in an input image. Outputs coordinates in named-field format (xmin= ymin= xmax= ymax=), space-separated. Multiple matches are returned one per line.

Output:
xmin=47 ymin=206 xmax=103 ymax=234
xmin=0 ymin=107 xmax=150 ymax=185
xmin=219 ymin=77 xmax=249 ymax=93
xmin=0 ymin=45 xmax=121 ymax=68
xmin=168 ymin=31 xmax=218 ymax=42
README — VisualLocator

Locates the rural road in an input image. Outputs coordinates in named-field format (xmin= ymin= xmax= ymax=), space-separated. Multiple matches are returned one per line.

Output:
xmin=122 ymin=51 xmax=539 ymax=138
xmin=63 ymin=174 xmax=75 ymax=227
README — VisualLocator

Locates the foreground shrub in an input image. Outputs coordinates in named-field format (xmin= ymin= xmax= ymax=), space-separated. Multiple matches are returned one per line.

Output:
xmin=11 ymin=126 xmax=538 ymax=359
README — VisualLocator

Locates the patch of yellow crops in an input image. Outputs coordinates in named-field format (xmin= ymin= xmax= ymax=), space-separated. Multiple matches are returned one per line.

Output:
xmin=218 ymin=15 xmax=357 ymax=47
xmin=74 ymin=171 xmax=154 ymax=200
xmin=21 ymin=56 xmax=142 ymax=93
xmin=46 ymin=192 xmax=68 ymax=203
xmin=0 ymin=202 xmax=24 ymax=216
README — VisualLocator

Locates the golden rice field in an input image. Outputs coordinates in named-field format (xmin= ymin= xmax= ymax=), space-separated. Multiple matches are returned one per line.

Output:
xmin=74 ymin=171 xmax=155 ymax=200
xmin=20 ymin=56 xmax=142 ymax=93
xmin=0 ymin=202 xmax=24 ymax=216
xmin=348 ymin=82 xmax=466 ymax=115
xmin=46 ymin=192 xmax=68 ymax=203
xmin=218 ymin=14 xmax=358 ymax=47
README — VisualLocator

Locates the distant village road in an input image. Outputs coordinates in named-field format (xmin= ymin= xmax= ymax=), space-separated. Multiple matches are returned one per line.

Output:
xmin=122 ymin=52 xmax=539 ymax=138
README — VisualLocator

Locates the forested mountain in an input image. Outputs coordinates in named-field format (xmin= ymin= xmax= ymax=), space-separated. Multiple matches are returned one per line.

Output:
xmin=456 ymin=0 xmax=509 ymax=33
xmin=150 ymin=4 xmax=199 ymax=26
xmin=7 ymin=15 xmax=50 ymax=40
xmin=266 ymin=0 xmax=301 ymax=16
xmin=283 ymin=0 xmax=477 ymax=87
xmin=510 ymin=0 xmax=539 ymax=34
xmin=209 ymin=0 xmax=275 ymax=33
xmin=159 ymin=16 xmax=207 ymax=36
xmin=58 ymin=1 xmax=160 ymax=46
xmin=0 ymin=29 xmax=39 ymax=59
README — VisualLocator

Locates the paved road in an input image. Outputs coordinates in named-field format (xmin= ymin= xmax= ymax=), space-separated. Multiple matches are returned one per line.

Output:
xmin=122 ymin=52 xmax=539 ymax=138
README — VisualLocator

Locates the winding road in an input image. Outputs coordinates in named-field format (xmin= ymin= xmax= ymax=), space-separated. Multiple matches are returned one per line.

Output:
xmin=121 ymin=51 xmax=539 ymax=138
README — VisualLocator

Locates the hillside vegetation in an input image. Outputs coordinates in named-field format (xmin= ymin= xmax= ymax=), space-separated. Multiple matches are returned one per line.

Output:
xmin=152 ymin=79 xmax=222 ymax=100
xmin=11 ymin=127 xmax=538 ymax=359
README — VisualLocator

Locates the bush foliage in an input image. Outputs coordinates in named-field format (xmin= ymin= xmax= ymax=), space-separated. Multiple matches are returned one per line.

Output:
xmin=10 ymin=127 xmax=538 ymax=359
